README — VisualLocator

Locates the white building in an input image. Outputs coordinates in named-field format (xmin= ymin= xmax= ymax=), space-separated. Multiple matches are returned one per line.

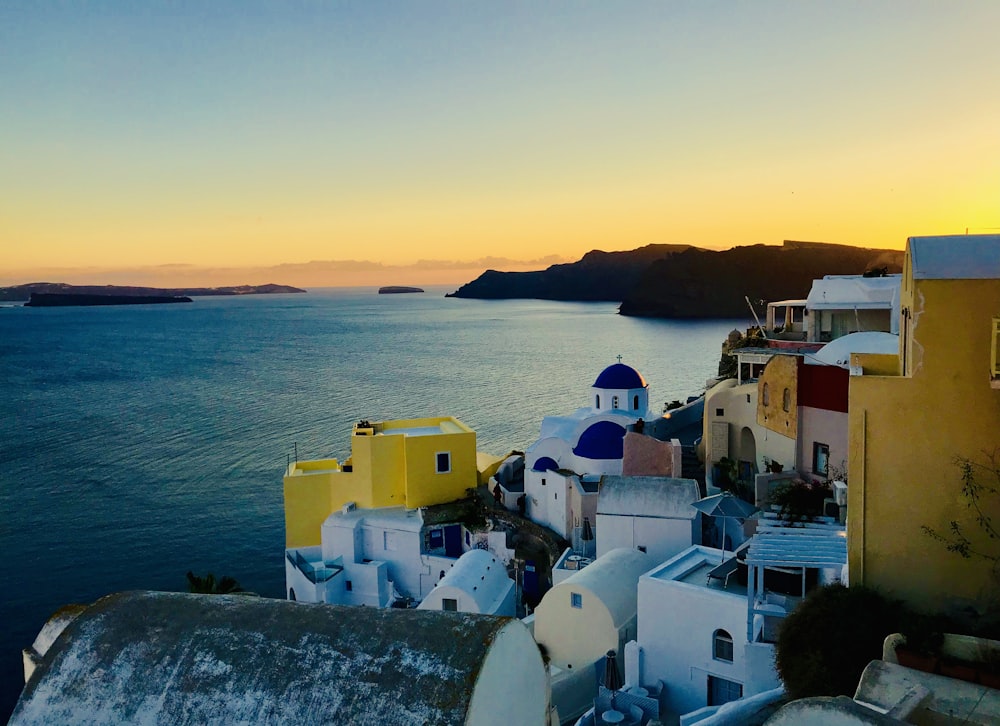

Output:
xmin=633 ymin=519 xmax=847 ymax=717
xmin=524 ymin=362 xmax=653 ymax=539
xmin=533 ymin=548 xmax=654 ymax=721
xmin=418 ymin=548 xmax=515 ymax=616
xmin=805 ymin=273 xmax=900 ymax=342
xmin=596 ymin=476 xmax=702 ymax=563
xmin=285 ymin=505 xmax=461 ymax=607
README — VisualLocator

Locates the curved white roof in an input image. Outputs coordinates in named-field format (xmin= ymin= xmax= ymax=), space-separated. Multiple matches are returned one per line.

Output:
xmin=552 ymin=548 xmax=654 ymax=627
xmin=809 ymin=331 xmax=899 ymax=368
xmin=422 ymin=549 xmax=511 ymax=614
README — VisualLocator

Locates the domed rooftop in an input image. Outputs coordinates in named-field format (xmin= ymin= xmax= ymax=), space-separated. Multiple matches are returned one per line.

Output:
xmin=573 ymin=421 xmax=627 ymax=460
xmin=593 ymin=362 xmax=647 ymax=390
xmin=810 ymin=331 xmax=899 ymax=369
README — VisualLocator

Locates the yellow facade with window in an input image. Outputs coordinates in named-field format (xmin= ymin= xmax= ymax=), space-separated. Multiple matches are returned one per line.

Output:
xmin=283 ymin=417 xmax=478 ymax=547
xmin=848 ymin=235 xmax=1000 ymax=613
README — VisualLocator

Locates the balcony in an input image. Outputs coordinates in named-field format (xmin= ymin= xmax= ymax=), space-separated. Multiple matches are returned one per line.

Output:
xmin=285 ymin=547 xmax=343 ymax=584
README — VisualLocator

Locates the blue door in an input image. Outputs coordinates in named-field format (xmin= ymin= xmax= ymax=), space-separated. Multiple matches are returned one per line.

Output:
xmin=444 ymin=525 xmax=462 ymax=557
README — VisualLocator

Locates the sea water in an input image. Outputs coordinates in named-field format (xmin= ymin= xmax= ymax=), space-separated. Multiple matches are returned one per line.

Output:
xmin=0 ymin=286 xmax=743 ymax=718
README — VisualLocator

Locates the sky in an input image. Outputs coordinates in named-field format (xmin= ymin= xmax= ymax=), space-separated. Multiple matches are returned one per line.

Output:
xmin=2 ymin=1 xmax=998 ymax=287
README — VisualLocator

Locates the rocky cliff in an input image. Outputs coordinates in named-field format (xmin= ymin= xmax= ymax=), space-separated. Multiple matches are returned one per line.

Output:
xmin=446 ymin=244 xmax=693 ymax=302
xmin=447 ymin=240 xmax=903 ymax=318
xmin=618 ymin=241 xmax=903 ymax=318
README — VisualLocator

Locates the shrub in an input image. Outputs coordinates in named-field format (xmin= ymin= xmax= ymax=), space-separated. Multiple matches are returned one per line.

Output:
xmin=775 ymin=584 xmax=903 ymax=699
xmin=771 ymin=478 xmax=832 ymax=523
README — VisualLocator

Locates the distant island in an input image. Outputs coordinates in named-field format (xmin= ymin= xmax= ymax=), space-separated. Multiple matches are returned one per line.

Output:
xmin=25 ymin=293 xmax=192 ymax=307
xmin=447 ymin=241 xmax=904 ymax=319
xmin=378 ymin=286 xmax=424 ymax=294
xmin=0 ymin=282 xmax=306 ymax=303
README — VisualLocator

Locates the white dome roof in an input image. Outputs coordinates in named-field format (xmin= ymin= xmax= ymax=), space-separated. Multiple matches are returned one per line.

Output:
xmin=809 ymin=332 xmax=898 ymax=369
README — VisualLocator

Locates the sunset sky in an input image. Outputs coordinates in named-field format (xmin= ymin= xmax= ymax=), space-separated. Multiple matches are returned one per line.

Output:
xmin=2 ymin=2 xmax=998 ymax=286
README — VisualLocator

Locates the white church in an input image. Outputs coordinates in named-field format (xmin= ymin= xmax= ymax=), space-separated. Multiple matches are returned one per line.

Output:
xmin=523 ymin=360 xmax=653 ymax=543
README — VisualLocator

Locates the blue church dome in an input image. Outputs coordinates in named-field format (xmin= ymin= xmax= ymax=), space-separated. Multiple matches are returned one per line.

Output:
xmin=593 ymin=363 xmax=647 ymax=390
xmin=572 ymin=421 xmax=627 ymax=460
xmin=532 ymin=456 xmax=559 ymax=472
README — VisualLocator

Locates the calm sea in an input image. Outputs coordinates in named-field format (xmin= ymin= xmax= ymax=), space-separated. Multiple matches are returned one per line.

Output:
xmin=0 ymin=286 xmax=742 ymax=719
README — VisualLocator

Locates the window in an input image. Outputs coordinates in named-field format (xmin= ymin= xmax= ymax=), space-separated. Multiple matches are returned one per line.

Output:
xmin=288 ymin=588 xmax=296 ymax=601
xmin=541 ymin=478 xmax=546 ymax=486
xmin=571 ymin=592 xmax=583 ymax=609
xmin=708 ymin=676 xmax=742 ymax=707
xmin=612 ymin=395 xmax=619 ymax=409
xmin=436 ymin=451 xmax=451 ymax=473
xmin=762 ymin=383 xmax=770 ymax=406
xmin=713 ymin=629 xmax=734 ymax=662
xmin=633 ymin=395 xmax=639 ymax=410
xmin=442 ymin=598 xmax=458 ymax=611
xmin=813 ymin=442 xmax=830 ymax=477
xmin=637 ymin=546 xmax=647 ymax=553
xmin=345 ymin=580 xmax=353 ymax=592
xmin=782 ymin=388 xmax=791 ymax=412
xmin=716 ymin=408 xmax=724 ymax=417
xmin=596 ymin=394 xmax=601 ymax=408
xmin=428 ymin=529 xmax=444 ymax=549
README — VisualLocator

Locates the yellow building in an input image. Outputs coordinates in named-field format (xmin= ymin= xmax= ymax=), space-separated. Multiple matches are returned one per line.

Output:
xmin=284 ymin=417 xmax=478 ymax=547
xmin=848 ymin=235 xmax=1000 ymax=613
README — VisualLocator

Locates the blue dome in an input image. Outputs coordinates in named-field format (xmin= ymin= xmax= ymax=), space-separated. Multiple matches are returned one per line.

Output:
xmin=532 ymin=456 xmax=559 ymax=472
xmin=593 ymin=363 xmax=647 ymax=390
xmin=572 ymin=421 xmax=627 ymax=460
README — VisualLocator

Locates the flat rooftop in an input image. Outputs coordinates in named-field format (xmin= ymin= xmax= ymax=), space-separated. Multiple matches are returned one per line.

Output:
xmin=676 ymin=560 xmax=748 ymax=596
xmin=646 ymin=546 xmax=748 ymax=598
xmin=379 ymin=426 xmax=444 ymax=437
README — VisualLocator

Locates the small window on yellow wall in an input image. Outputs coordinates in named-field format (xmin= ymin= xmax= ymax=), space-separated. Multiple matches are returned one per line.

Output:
xmin=762 ymin=382 xmax=770 ymax=406
xmin=436 ymin=452 xmax=451 ymax=473
xmin=782 ymin=388 xmax=791 ymax=412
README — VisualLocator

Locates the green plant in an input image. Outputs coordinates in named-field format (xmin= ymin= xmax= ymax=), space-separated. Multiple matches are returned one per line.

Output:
xmin=776 ymin=584 xmax=906 ymax=698
xmin=921 ymin=453 xmax=1000 ymax=581
xmin=186 ymin=571 xmax=244 ymax=595
xmin=771 ymin=478 xmax=832 ymax=523
xmin=763 ymin=457 xmax=784 ymax=474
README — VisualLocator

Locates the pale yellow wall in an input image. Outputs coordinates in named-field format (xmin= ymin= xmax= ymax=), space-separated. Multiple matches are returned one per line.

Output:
xmin=283 ymin=474 xmax=332 ymax=548
xmin=758 ymin=355 xmax=798 ymax=439
xmin=849 ymin=274 xmax=1000 ymax=613
xmin=363 ymin=433 xmax=406 ymax=507
xmin=402 ymin=430 xmax=477 ymax=508
xmin=533 ymin=584 xmax=617 ymax=670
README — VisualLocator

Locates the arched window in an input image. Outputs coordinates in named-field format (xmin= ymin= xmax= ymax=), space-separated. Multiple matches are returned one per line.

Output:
xmin=612 ymin=395 xmax=619 ymax=409
xmin=288 ymin=588 xmax=296 ymax=601
xmin=782 ymin=388 xmax=791 ymax=412
xmin=596 ymin=395 xmax=601 ymax=408
xmin=633 ymin=395 xmax=639 ymax=410
xmin=713 ymin=629 xmax=734 ymax=662
xmin=762 ymin=382 xmax=770 ymax=406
